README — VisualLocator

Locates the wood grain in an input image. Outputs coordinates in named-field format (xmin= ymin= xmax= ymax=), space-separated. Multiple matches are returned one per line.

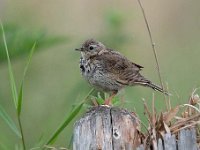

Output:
xmin=73 ymin=106 xmax=139 ymax=150
xmin=73 ymin=106 xmax=199 ymax=150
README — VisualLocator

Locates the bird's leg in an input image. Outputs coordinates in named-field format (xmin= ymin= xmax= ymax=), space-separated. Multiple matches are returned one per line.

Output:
xmin=104 ymin=92 xmax=117 ymax=105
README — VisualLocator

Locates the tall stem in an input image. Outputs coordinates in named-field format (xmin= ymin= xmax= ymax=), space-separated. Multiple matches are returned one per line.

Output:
xmin=17 ymin=115 xmax=26 ymax=150
xmin=137 ymin=0 xmax=168 ymax=109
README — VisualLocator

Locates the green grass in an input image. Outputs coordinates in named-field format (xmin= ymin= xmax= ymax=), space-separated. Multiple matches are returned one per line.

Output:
xmin=17 ymin=43 xmax=36 ymax=116
xmin=1 ymin=22 xmax=18 ymax=108
xmin=0 ymin=104 xmax=21 ymax=138
xmin=0 ymin=22 xmax=95 ymax=149
xmin=1 ymin=21 xmax=36 ymax=149
xmin=45 ymin=88 xmax=94 ymax=146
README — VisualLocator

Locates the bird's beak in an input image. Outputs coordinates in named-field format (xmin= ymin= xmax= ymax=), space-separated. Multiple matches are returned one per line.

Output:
xmin=75 ymin=48 xmax=83 ymax=51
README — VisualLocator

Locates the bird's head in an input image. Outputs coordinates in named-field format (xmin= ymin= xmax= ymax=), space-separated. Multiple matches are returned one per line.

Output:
xmin=75 ymin=39 xmax=106 ymax=58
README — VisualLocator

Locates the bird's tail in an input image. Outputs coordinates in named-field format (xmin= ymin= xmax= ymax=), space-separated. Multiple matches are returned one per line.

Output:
xmin=134 ymin=77 xmax=169 ymax=95
xmin=146 ymin=82 xmax=169 ymax=95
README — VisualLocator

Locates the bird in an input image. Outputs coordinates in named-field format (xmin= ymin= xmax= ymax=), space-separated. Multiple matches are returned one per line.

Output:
xmin=75 ymin=39 xmax=167 ymax=105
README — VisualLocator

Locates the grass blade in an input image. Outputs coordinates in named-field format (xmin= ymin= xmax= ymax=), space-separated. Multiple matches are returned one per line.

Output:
xmin=45 ymin=89 xmax=94 ymax=145
xmin=16 ymin=41 xmax=36 ymax=150
xmin=17 ymin=43 xmax=36 ymax=115
xmin=17 ymin=85 xmax=23 ymax=116
xmin=46 ymin=103 xmax=83 ymax=145
xmin=0 ymin=105 xmax=21 ymax=138
xmin=1 ymin=21 xmax=18 ymax=108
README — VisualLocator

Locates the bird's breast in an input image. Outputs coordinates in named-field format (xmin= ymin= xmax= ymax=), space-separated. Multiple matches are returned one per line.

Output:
xmin=79 ymin=57 xmax=96 ymax=79
xmin=79 ymin=57 xmax=124 ymax=93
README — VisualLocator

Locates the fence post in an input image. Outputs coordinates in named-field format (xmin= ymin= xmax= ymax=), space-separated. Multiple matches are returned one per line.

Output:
xmin=73 ymin=106 xmax=199 ymax=150
xmin=73 ymin=106 xmax=140 ymax=150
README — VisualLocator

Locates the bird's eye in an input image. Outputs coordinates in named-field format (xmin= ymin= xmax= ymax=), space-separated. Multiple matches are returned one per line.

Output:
xmin=89 ymin=45 xmax=94 ymax=50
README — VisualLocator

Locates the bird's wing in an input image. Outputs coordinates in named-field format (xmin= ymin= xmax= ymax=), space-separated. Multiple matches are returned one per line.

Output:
xmin=96 ymin=51 xmax=144 ymax=85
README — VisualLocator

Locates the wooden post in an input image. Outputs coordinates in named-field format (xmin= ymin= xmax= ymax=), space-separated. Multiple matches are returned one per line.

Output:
xmin=136 ymin=128 xmax=199 ymax=150
xmin=73 ymin=106 xmax=199 ymax=150
xmin=73 ymin=106 xmax=141 ymax=150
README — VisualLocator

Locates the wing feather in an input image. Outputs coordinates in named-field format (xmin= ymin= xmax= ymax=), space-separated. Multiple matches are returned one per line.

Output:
xmin=95 ymin=51 xmax=143 ymax=85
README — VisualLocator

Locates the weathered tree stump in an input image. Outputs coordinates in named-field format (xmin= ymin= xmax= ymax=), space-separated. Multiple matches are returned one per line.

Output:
xmin=73 ymin=106 xmax=140 ymax=150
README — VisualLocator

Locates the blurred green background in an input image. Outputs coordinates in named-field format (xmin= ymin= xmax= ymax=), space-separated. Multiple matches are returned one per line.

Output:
xmin=0 ymin=0 xmax=200 ymax=149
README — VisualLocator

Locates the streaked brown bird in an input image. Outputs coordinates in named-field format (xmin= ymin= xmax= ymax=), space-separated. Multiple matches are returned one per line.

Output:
xmin=75 ymin=39 xmax=167 ymax=105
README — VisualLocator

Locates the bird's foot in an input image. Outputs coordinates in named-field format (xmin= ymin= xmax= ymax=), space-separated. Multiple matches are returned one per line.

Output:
xmin=104 ymin=98 xmax=112 ymax=106
xmin=103 ymin=93 xmax=116 ymax=106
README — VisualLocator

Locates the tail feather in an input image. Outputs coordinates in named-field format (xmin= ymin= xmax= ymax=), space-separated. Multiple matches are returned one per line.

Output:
xmin=135 ymin=80 xmax=169 ymax=95
xmin=147 ymin=82 xmax=169 ymax=95
xmin=128 ymin=74 xmax=170 ymax=95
